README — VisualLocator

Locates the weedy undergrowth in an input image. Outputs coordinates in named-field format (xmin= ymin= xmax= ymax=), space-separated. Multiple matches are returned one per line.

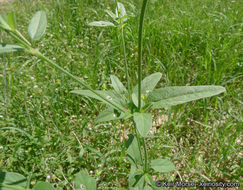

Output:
xmin=0 ymin=1 xmax=226 ymax=189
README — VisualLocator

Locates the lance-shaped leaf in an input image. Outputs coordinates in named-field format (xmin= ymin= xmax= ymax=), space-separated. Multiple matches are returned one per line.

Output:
xmin=133 ymin=72 xmax=162 ymax=95
xmin=116 ymin=2 xmax=127 ymax=18
xmin=0 ymin=44 xmax=24 ymax=54
xmin=131 ymin=93 xmax=145 ymax=108
xmin=148 ymin=86 xmax=226 ymax=109
xmin=70 ymin=89 xmax=126 ymax=111
xmin=0 ymin=14 xmax=11 ymax=30
xmin=110 ymin=75 xmax=127 ymax=95
xmin=28 ymin=11 xmax=47 ymax=41
xmin=0 ymin=172 xmax=27 ymax=190
xmin=126 ymin=134 xmax=142 ymax=165
xmin=7 ymin=12 xmax=16 ymax=30
xmin=75 ymin=170 xmax=96 ymax=190
xmin=88 ymin=21 xmax=115 ymax=27
xmin=105 ymin=10 xmax=117 ymax=20
xmin=133 ymin=113 xmax=152 ymax=137
xmin=33 ymin=182 xmax=56 ymax=190
xmin=95 ymin=107 xmax=132 ymax=123
xmin=150 ymin=158 xmax=175 ymax=173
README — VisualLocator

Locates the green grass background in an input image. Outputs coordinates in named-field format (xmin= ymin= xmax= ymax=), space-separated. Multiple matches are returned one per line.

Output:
xmin=0 ymin=0 xmax=242 ymax=189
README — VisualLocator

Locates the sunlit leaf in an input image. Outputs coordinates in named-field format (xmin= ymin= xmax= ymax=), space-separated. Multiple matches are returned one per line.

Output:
xmin=0 ymin=14 xmax=11 ymax=30
xmin=133 ymin=113 xmax=152 ymax=137
xmin=105 ymin=10 xmax=117 ymax=20
xmin=131 ymin=93 xmax=145 ymax=108
xmin=0 ymin=172 xmax=27 ymax=190
xmin=128 ymin=169 xmax=144 ymax=189
xmin=71 ymin=89 xmax=126 ymax=111
xmin=7 ymin=12 xmax=17 ymax=30
xmin=95 ymin=107 xmax=131 ymax=123
xmin=133 ymin=72 xmax=162 ymax=95
xmin=0 ymin=44 xmax=24 ymax=54
xmin=126 ymin=134 xmax=142 ymax=165
xmin=150 ymin=158 xmax=175 ymax=173
xmin=75 ymin=170 xmax=96 ymax=190
xmin=88 ymin=21 xmax=115 ymax=27
xmin=110 ymin=75 xmax=127 ymax=95
xmin=148 ymin=86 xmax=226 ymax=109
xmin=33 ymin=182 xmax=56 ymax=190
xmin=28 ymin=11 xmax=47 ymax=40
xmin=116 ymin=2 xmax=127 ymax=18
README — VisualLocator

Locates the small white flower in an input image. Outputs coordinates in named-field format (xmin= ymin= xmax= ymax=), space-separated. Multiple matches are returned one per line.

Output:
xmin=0 ymin=115 xmax=3 ymax=118
xmin=0 ymin=146 xmax=3 ymax=149
xmin=50 ymin=34 xmax=53 ymax=37
xmin=89 ymin=170 xmax=93 ymax=174
xmin=53 ymin=57 xmax=56 ymax=61
xmin=29 ymin=95 xmax=33 ymax=98
xmin=25 ymin=150 xmax=28 ymax=153
xmin=40 ymin=148 xmax=44 ymax=151
xmin=34 ymin=85 xmax=38 ymax=88
xmin=89 ymin=127 xmax=92 ymax=131
xmin=47 ymin=175 xmax=51 ymax=179
xmin=41 ymin=44 xmax=44 ymax=47
xmin=31 ymin=76 xmax=35 ymax=80
xmin=98 ymin=164 xmax=102 ymax=168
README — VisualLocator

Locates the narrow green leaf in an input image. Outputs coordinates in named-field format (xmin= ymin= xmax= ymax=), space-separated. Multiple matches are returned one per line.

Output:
xmin=0 ymin=14 xmax=11 ymax=30
xmin=110 ymin=75 xmax=127 ymax=95
xmin=28 ymin=11 xmax=47 ymax=41
xmin=95 ymin=107 xmax=131 ymax=123
xmin=148 ymin=86 xmax=226 ymax=109
xmin=75 ymin=170 xmax=96 ymax=190
xmin=116 ymin=2 xmax=127 ymax=18
xmin=33 ymin=182 xmax=56 ymax=190
xmin=105 ymin=10 xmax=117 ymax=20
xmin=132 ymin=93 xmax=144 ymax=108
xmin=133 ymin=72 xmax=162 ymax=95
xmin=133 ymin=113 xmax=152 ymax=137
xmin=0 ymin=184 xmax=25 ymax=190
xmin=126 ymin=134 xmax=143 ymax=165
xmin=150 ymin=158 xmax=175 ymax=173
xmin=0 ymin=44 xmax=24 ymax=54
xmin=7 ymin=12 xmax=16 ymax=30
xmin=71 ymin=89 xmax=126 ymax=111
xmin=0 ymin=172 xmax=27 ymax=190
xmin=88 ymin=21 xmax=115 ymax=27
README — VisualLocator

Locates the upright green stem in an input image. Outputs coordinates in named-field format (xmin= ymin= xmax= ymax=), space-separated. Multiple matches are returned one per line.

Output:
xmin=141 ymin=138 xmax=148 ymax=172
xmin=121 ymin=26 xmax=131 ymax=101
xmin=138 ymin=0 xmax=149 ymax=110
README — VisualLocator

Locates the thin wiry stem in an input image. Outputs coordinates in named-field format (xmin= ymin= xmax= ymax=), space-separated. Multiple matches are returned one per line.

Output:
xmin=138 ymin=0 xmax=149 ymax=110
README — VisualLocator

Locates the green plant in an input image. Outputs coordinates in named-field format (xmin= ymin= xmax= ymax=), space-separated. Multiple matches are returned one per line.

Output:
xmin=0 ymin=0 xmax=226 ymax=189
xmin=0 ymin=171 xmax=95 ymax=190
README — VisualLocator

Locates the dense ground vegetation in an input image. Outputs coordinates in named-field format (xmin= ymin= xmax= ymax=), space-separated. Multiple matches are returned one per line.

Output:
xmin=0 ymin=0 xmax=242 ymax=189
